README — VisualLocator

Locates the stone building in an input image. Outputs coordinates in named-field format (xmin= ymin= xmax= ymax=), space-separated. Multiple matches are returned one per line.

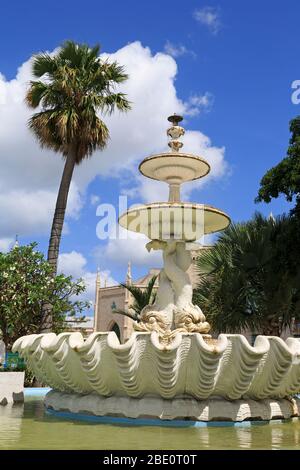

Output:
xmin=93 ymin=263 xmax=159 ymax=342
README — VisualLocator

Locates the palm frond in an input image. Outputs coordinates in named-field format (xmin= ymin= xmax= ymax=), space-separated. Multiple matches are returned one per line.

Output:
xmin=145 ymin=275 xmax=157 ymax=304
xmin=32 ymin=53 xmax=59 ymax=78
xmin=116 ymin=275 xmax=158 ymax=321
xmin=194 ymin=212 xmax=300 ymax=335
xmin=101 ymin=60 xmax=128 ymax=83
xmin=112 ymin=308 xmax=140 ymax=322
xmin=26 ymin=81 xmax=49 ymax=108
xmin=26 ymin=40 xmax=130 ymax=163
xmin=100 ymin=93 xmax=132 ymax=114
xmin=120 ymin=283 xmax=146 ymax=307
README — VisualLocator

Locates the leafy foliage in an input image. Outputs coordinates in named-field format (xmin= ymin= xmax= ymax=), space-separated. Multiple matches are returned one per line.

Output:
xmin=256 ymin=116 xmax=300 ymax=216
xmin=255 ymin=115 xmax=300 ymax=296
xmin=113 ymin=276 xmax=157 ymax=321
xmin=0 ymin=243 xmax=89 ymax=350
xmin=194 ymin=213 xmax=300 ymax=335
xmin=26 ymin=40 xmax=131 ymax=162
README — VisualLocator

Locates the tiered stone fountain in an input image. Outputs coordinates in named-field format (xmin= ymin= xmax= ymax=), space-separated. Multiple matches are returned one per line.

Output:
xmin=13 ymin=116 xmax=300 ymax=423
xmin=119 ymin=114 xmax=229 ymax=338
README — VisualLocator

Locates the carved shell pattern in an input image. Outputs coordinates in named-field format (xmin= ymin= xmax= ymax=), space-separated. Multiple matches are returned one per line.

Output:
xmin=13 ymin=332 xmax=300 ymax=400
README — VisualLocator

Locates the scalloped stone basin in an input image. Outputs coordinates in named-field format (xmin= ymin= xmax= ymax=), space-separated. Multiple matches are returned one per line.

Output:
xmin=13 ymin=332 xmax=300 ymax=400
xmin=139 ymin=153 xmax=210 ymax=183
xmin=118 ymin=202 xmax=230 ymax=241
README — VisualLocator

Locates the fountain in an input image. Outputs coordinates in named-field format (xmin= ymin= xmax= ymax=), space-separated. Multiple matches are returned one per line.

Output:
xmin=13 ymin=116 xmax=300 ymax=423
xmin=119 ymin=114 xmax=229 ymax=337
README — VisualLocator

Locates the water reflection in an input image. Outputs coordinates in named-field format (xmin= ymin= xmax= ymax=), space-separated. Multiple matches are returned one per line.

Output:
xmin=0 ymin=403 xmax=24 ymax=447
xmin=198 ymin=427 xmax=210 ymax=448
xmin=270 ymin=426 xmax=284 ymax=449
xmin=236 ymin=427 xmax=252 ymax=449
xmin=0 ymin=397 xmax=300 ymax=450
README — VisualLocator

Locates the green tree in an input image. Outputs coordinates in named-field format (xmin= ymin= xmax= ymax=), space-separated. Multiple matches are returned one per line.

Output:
xmin=194 ymin=213 xmax=300 ymax=336
xmin=26 ymin=41 xmax=130 ymax=277
xmin=0 ymin=243 xmax=89 ymax=351
xmin=256 ymin=115 xmax=300 ymax=285
xmin=256 ymin=116 xmax=300 ymax=216
xmin=113 ymin=276 xmax=157 ymax=322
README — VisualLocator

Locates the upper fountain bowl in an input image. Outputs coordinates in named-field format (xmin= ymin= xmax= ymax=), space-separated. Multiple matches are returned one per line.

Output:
xmin=139 ymin=152 xmax=210 ymax=184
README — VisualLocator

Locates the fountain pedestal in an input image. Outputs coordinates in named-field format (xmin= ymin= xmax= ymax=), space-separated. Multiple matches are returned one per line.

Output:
xmin=45 ymin=391 xmax=300 ymax=423
xmin=134 ymin=240 xmax=211 ymax=335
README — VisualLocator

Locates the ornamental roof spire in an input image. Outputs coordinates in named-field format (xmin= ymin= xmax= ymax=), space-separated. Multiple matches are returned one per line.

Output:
xmin=126 ymin=261 xmax=132 ymax=284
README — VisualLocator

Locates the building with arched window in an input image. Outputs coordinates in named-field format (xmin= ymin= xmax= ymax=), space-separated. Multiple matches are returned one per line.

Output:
xmin=93 ymin=263 xmax=161 ymax=342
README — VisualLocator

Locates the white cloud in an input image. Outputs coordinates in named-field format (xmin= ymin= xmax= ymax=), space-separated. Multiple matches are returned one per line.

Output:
xmin=193 ymin=7 xmax=221 ymax=35
xmin=127 ymin=176 xmax=169 ymax=204
xmin=58 ymin=251 xmax=87 ymax=278
xmin=66 ymin=182 xmax=84 ymax=219
xmin=0 ymin=184 xmax=82 ymax=238
xmin=102 ymin=235 xmax=163 ymax=268
xmin=184 ymin=93 xmax=214 ymax=116
xmin=94 ymin=224 xmax=163 ymax=269
xmin=58 ymin=250 xmax=117 ymax=305
xmin=0 ymin=190 xmax=55 ymax=237
xmin=164 ymin=41 xmax=196 ymax=59
xmin=0 ymin=237 xmax=14 ymax=252
xmin=0 ymin=41 xmax=228 ymax=244
xmin=90 ymin=194 xmax=100 ymax=205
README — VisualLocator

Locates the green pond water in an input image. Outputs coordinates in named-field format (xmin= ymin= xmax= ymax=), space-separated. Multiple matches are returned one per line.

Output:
xmin=1 ymin=395 xmax=300 ymax=450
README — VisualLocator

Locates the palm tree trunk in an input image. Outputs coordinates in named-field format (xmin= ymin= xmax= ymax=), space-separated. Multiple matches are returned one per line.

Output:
xmin=42 ymin=151 xmax=76 ymax=330
xmin=47 ymin=152 xmax=76 ymax=273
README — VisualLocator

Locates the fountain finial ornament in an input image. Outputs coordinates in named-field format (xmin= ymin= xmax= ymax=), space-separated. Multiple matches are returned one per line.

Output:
xmin=167 ymin=113 xmax=185 ymax=152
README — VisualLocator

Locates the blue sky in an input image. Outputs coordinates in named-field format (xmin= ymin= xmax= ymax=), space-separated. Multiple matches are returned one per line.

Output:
xmin=0 ymin=0 xmax=299 ymax=308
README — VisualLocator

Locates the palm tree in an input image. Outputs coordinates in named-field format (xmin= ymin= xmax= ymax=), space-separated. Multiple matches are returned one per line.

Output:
xmin=26 ymin=41 xmax=130 ymax=277
xmin=113 ymin=276 xmax=157 ymax=322
xmin=194 ymin=213 xmax=300 ymax=336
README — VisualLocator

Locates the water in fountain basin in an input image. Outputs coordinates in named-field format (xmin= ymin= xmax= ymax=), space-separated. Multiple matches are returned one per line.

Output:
xmin=1 ymin=393 xmax=300 ymax=450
